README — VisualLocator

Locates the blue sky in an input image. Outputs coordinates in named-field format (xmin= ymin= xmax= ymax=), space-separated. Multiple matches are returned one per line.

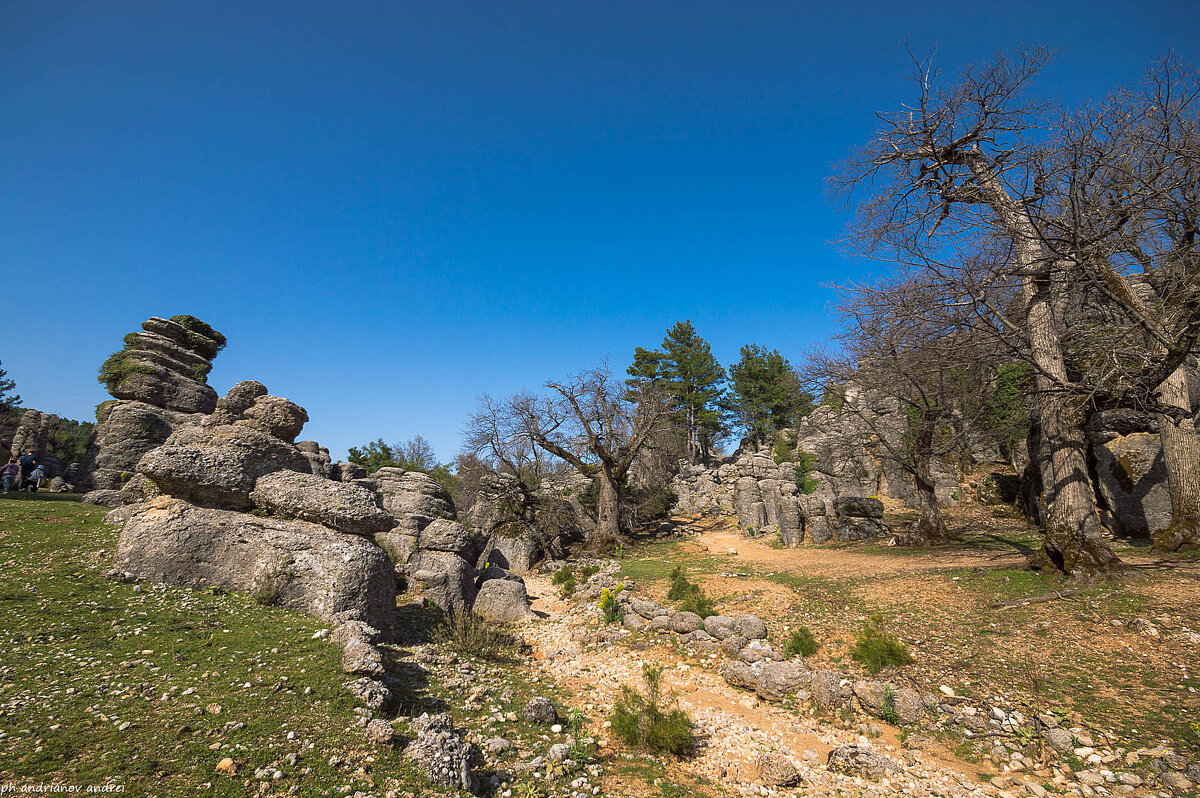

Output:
xmin=2 ymin=1 xmax=1197 ymax=461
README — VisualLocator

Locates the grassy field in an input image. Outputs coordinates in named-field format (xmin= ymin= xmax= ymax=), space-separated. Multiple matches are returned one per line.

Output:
xmin=0 ymin=495 xmax=593 ymax=798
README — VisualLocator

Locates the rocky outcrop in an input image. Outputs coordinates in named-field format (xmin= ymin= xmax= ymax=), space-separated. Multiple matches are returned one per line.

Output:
xmin=115 ymin=497 xmax=396 ymax=632
xmin=112 ymin=376 xmax=398 ymax=637
xmin=85 ymin=317 xmax=228 ymax=491
xmin=403 ymin=713 xmax=481 ymax=793
xmin=1087 ymin=410 xmax=1172 ymax=538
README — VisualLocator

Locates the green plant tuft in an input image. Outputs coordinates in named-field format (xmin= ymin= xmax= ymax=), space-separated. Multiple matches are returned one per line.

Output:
xmin=880 ymin=685 xmax=900 ymax=725
xmin=851 ymin=614 xmax=913 ymax=674
xmin=609 ymin=663 xmax=695 ymax=756
xmin=599 ymin=587 xmax=624 ymax=623
xmin=432 ymin=612 xmax=515 ymax=661
xmin=783 ymin=626 xmax=818 ymax=658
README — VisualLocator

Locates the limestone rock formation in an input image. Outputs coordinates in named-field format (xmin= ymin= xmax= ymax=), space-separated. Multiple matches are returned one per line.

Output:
xmin=84 ymin=317 xmax=227 ymax=492
xmin=1087 ymin=410 xmax=1172 ymax=538
xmin=116 ymin=497 xmax=396 ymax=632
xmin=100 ymin=316 xmax=225 ymax=414
xmin=111 ymin=374 xmax=398 ymax=636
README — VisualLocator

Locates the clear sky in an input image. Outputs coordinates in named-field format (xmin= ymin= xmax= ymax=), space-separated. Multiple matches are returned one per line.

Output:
xmin=2 ymin=1 xmax=1197 ymax=461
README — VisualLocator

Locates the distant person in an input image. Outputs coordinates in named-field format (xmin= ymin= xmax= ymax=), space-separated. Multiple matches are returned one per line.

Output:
xmin=0 ymin=458 xmax=18 ymax=493
xmin=27 ymin=463 xmax=45 ymax=492
xmin=17 ymin=451 xmax=36 ymax=490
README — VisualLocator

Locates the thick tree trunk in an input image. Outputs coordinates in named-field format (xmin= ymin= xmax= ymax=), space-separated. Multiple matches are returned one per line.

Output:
xmin=1024 ymin=274 xmax=1125 ymax=577
xmin=591 ymin=471 xmax=621 ymax=553
xmin=963 ymin=156 xmax=1123 ymax=577
xmin=1154 ymin=365 xmax=1200 ymax=550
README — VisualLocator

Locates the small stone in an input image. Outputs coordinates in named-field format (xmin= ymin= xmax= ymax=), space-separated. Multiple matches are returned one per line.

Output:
xmin=215 ymin=757 xmax=236 ymax=776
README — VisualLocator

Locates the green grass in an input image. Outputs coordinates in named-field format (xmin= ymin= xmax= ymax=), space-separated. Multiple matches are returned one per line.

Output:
xmin=0 ymin=495 xmax=459 ymax=796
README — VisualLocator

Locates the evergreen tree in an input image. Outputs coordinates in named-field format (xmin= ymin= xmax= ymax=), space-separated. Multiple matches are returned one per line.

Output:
xmin=0 ymin=360 xmax=21 ymax=426
xmin=726 ymin=344 xmax=811 ymax=447
xmin=627 ymin=321 xmax=727 ymax=463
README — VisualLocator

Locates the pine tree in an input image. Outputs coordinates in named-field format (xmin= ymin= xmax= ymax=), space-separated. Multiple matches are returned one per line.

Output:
xmin=726 ymin=345 xmax=811 ymax=447
xmin=0 ymin=360 xmax=21 ymax=425
xmin=627 ymin=321 xmax=727 ymax=463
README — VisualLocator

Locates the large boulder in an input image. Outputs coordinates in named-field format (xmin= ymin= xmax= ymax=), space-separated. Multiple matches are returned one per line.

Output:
xmin=114 ymin=498 xmax=397 ymax=636
xmin=408 ymin=549 xmax=476 ymax=615
xmin=101 ymin=317 xmax=224 ymax=415
xmin=477 ymin=531 xmax=543 ymax=575
xmin=834 ymin=496 xmax=884 ymax=518
xmin=418 ymin=519 xmax=480 ymax=561
xmin=138 ymin=424 xmax=311 ymax=510
xmin=236 ymin=395 xmax=309 ymax=444
xmin=472 ymin=577 xmax=533 ymax=623
xmin=1088 ymin=414 xmax=1172 ymax=538
xmin=755 ymin=660 xmax=809 ymax=702
xmin=371 ymin=468 xmax=455 ymax=533
xmin=250 ymin=470 xmax=394 ymax=536
xmin=88 ymin=400 xmax=203 ymax=490
xmin=826 ymin=743 xmax=901 ymax=778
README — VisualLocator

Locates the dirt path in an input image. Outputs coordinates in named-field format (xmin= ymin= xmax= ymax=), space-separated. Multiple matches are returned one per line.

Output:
xmin=520 ymin=572 xmax=990 ymax=798
xmin=686 ymin=516 xmax=1029 ymax=578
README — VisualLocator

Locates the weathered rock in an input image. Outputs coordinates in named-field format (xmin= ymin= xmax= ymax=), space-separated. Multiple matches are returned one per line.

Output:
xmin=826 ymin=743 xmax=901 ymax=778
xmin=630 ymin=597 xmax=668 ymax=619
xmin=834 ymin=496 xmax=885 ymax=518
xmin=331 ymin=620 xmax=383 ymax=648
xmin=522 ymin=696 xmax=557 ymax=725
xmin=1090 ymin=422 xmax=1172 ymax=538
xmin=418 ymin=518 xmax=479 ymax=560
xmin=294 ymin=441 xmax=332 ymax=478
xmin=720 ymin=660 xmax=760 ymax=691
xmin=837 ymin=516 xmax=890 ymax=541
xmin=342 ymin=640 xmax=385 ymax=678
xmin=472 ymin=577 xmax=533 ymax=623
xmin=670 ymin=611 xmax=704 ymax=634
xmin=622 ymin=612 xmax=648 ymax=631
xmin=755 ymin=660 xmax=809 ymax=702
xmin=114 ymin=498 xmax=396 ymax=636
xmin=236 ymin=395 xmax=308 ymax=444
xmin=408 ymin=549 xmax=476 ymax=615
xmin=703 ymin=615 xmax=738 ymax=640
xmin=372 ymin=468 xmax=455 ymax=533
xmin=346 ymin=677 xmax=391 ymax=710
xmin=365 ymin=718 xmax=395 ymax=746
xmin=88 ymin=401 xmax=203 ymax=490
xmin=808 ymin=670 xmax=848 ymax=710
xmin=756 ymin=753 xmax=802 ymax=787
xmin=138 ymin=425 xmax=310 ymax=510
xmin=403 ymin=713 xmax=480 ymax=794
xmin=478 ymin=532 xmax=542 ymax=575
xmin=1045 ymin=727 xmax=1074 ymax=754
xmin=119 ymin=473 xmax=160 ymax=505
xmin=81 ymin=489 xmax=122 ymax=508
xmin=250 ymin=470 xmax=393 ymax=536
xmin=735 ymin=614 xmax=768 ymax=639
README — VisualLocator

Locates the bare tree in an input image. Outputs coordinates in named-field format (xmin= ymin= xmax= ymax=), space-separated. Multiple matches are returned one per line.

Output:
xmin=808 ymin=278 xmax=995 ymax=544
xmin=831 ymin=46 xmax=1127 ymax=577
xmin=511 ymin=361 xmax=671 ymax=552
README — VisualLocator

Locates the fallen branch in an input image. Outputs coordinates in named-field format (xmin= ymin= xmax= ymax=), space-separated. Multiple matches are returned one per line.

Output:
xmin=989 ymin=589 xmax=1083 ymax=609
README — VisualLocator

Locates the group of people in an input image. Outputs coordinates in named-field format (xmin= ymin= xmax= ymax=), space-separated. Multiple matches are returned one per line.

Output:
xmin=1 ymin=450 xmax=44 ymax=493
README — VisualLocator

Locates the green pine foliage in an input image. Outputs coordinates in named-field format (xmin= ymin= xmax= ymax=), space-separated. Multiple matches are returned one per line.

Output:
xmin=0 ymin=360 xmax=21 ymax=425
xmin=851 ymin=614 xmax=914 ymax=674
xmin=783 ymin=626 xmax=818 ymax=658
xmin=609 ymin=663 xmax=695 ymax=756
xmin=627 ymin=320 xmax=728 ymax=461
xmin=666 ymin=566 xmax=716 ymax=617
xmin=726 ymin=345 xmax=813 ymax=446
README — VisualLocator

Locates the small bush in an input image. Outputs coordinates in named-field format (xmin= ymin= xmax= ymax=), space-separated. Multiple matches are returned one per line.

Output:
xmin=599 ymin=587 xmax=624 ymax=624
xmin=794 ymin=451 xmax=820 ymax=494
xmin=667 ymin=565 xmax=691 ymax=601
xmin=97 ymin=349 xmax=154 ymax=390
xmin=880 ymin=685 xmax=900 ymax=725
xmin=850 ymin=614 xmax=913 ymax=674
xmin=580 ymin=565 xmax=600 ymax=580
xmin=558 ymin=574 xmax=577 ymax=598
xmin=609 ymin=663 xmax=694 ymax=756
xmin=551 ymin=565 xmax=574 ymax=585
xmin=771 ymin=431 xmax=797 ymax=464
xmin=433 ymin=612 xmax=515 ymax=661
xmin=667 ymin=566 xmax=715 ymax=617
xmin=783 ymin=626 xmax=817 ymax=658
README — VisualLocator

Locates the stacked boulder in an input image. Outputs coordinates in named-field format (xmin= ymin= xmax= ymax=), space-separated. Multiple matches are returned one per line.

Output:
xmin=369 ymin=467 xmax=533 ymax=621
xmin=8 ymin=411 xmax=66 ymax=477
xmin=113 ymin=380 xmax=398 ymax=637
xmin=83 ymin=316 xmax=226 ymax=494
